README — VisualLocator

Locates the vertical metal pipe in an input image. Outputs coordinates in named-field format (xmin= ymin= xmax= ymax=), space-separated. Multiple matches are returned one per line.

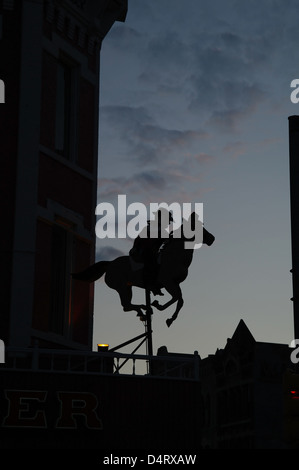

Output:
xmin=288 ymin=116 xmax=299 ymax=340
xmin=145 ymin=288 xmax=153 ymax=357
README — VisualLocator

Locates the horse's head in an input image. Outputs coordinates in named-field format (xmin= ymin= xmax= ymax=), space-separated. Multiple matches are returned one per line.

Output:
xmin=188 ymin=212 xmax=215 ymax=247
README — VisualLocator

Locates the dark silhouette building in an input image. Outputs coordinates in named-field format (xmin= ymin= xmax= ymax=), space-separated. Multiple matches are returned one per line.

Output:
xmin=200 ymin=319 xmax=290 ymax=449
xmin=152 ymin=320 xmax=291 ymax=449
xmin=0 ymin=0 xmax=127 ymax=349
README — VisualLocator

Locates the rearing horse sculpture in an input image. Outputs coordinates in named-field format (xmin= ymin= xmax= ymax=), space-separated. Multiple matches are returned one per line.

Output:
xmin=72 ymin=214 xmax=215 ymax=327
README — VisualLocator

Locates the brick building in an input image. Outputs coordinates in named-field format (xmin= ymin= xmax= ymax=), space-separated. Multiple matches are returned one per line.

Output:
xmin=0 ymin=0 xmax=127 ymax=350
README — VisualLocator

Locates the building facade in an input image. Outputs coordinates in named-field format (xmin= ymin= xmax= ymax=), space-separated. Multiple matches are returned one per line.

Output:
xmin=200 ymin=320 xmax=291 ymax=448
xmin=0 ymin=0 xmax=127 ymax=350
xmin=0 ymin=353 xmax=201 ymax=450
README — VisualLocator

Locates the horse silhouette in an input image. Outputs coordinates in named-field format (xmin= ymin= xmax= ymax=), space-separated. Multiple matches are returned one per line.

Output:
xmin=72 ymin=214 xmax=215 ymax=327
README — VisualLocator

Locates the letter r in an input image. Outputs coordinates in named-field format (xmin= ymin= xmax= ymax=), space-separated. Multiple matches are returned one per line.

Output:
xmin=56 ymin=392 xmax=103 ymax=429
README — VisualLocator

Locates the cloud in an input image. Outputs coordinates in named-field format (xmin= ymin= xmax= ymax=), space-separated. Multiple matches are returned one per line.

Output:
xmin=201 ymin=81 xmax=267 ymax=132
xmin=138 ymin=31 xmax=193 ymax=93
xmin=194 ymin=153 xmax=215 ymax=164
xmin=96 ymin=245 xmax=125 ymax=261
xmin=101 ymin=105 xmax=208 ymax=164
xmin=98 ymin=161 xmax=212 ymax=206
xmin=137 ymin=170 xmax=166 ymax=189
xmin=222 ymin=141 xmax=248 ymax=159
xmin=131 ymin=0 xmax=299 ymax=130
xmin=187 ymin=35 xmax=268 ymax=131
xmin=98 ymin=170 xmax=171 ymax=200
xmin=98 ymin=176 xmax=133 ymax=199
xmin=103 ymin=24 xmax=145 ymax=54
xmin=99 ymin=0 xmax=299 ymax=207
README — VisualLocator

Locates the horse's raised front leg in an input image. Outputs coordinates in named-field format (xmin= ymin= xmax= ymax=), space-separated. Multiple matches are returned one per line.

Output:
xmin=152 ymin=282 xmax=184 ymax=327
xmin=117 ymin=284 xmax=146 ymax=320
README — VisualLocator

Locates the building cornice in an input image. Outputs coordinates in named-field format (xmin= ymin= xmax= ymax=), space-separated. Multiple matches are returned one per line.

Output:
xmin=46 ymin=0 xmax=127 ymax=53
xmin=65 ymin=0 xmax=128 ymax=37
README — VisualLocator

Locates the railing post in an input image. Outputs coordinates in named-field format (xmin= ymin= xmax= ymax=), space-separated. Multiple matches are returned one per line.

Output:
xmin=32 ymin=340 xmax=39 ymax=370
xmin=194 ymin=350 xmax=200 ymax=381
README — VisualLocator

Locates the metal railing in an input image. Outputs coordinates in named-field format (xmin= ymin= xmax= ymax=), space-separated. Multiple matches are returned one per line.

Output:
xmin=0 ymin=347 xmax=200 ymax=381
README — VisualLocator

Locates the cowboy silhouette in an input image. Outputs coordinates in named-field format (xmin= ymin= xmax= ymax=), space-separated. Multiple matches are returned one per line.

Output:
xmin=129 ymin=208 xmax=173 ymax=294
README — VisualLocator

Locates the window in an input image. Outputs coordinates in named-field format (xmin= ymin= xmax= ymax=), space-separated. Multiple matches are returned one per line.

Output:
xmin=55 ymin=55 xmax=78 ymax=160
xmin=50 ymin=222 xmax=74 ymax=336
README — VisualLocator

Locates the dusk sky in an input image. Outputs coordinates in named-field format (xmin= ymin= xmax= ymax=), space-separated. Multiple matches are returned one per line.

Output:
xmin=92 ymin=0 xmax=299 ymax=359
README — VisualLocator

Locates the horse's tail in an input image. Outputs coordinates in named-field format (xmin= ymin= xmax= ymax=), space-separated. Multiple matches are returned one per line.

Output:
xmin=72 ymin=261 xmax=110 ymax=283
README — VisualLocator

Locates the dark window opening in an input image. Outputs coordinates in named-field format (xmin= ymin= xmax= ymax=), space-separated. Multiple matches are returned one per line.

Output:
xmin=55 ymin=56 xmax=78 ymax=160
xmin=50 ymin=224 xmax=73 ymax=335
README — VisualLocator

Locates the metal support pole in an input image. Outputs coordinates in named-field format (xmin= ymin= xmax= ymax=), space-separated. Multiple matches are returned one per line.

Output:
xmin=109 ymin=332 xmax=148 ymax=352
xmin=145 ymin=288 xmax=153 ymax=357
